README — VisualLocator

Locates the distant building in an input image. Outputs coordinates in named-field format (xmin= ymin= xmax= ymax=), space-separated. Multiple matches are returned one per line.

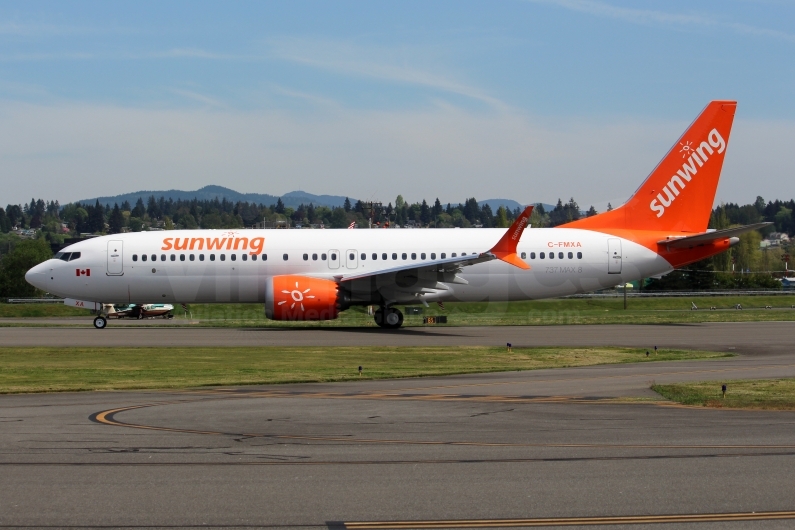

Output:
xmin=760 ymin=232 xmax=790 ymax=248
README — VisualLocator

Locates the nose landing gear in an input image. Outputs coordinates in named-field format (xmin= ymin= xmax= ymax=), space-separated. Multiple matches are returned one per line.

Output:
xmin=374 ymin=307 xmax=403 ymax=329
xmin=93 ymin=316 xmax=107 ymax=329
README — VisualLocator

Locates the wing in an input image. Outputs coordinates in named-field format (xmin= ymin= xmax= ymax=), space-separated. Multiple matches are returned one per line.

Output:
xmin=657 ymin=222 xmax=771 ymax=249
xmin=335 ymin=206 xmax=534 ymax=304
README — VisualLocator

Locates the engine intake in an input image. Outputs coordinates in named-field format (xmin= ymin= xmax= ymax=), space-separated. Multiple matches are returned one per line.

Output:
xmin=265 ymin=275 xmax=339 ymax=321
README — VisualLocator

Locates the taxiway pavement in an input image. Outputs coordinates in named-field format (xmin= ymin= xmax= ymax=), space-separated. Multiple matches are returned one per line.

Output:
xmin=1 ymin=321 xmax=795 ymax=527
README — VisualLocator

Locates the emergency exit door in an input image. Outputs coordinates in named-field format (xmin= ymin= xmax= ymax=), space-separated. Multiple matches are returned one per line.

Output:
xmin=607 ymin=238 xmax=622 ymax=274
xmin=107 ymin=240 xmax=123 ymax=275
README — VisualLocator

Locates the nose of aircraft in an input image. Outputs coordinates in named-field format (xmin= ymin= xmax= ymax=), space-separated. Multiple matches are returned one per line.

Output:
xmin=25 ymin=262 xmax=48 ymax=291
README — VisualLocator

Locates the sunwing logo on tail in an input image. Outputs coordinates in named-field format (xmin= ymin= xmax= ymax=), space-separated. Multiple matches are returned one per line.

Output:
xmin=650 ymin=128 xmax=726 ymax=218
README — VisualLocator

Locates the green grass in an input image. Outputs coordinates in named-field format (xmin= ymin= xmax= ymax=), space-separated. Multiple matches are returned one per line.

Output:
xmin=2 ymin=294 xmax=794 ymax=327
xmin=0 ymin=304 xmax=87 ymax=317
xmin=653 ymin=379 xmax=795 ymax=410
xmin=0 ymin=346 xmax=730 ymax=393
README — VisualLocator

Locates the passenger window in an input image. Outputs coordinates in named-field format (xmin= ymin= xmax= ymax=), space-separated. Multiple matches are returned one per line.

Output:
xmin=199 ymin=254 xmax=204 ymax=261
xmin=321 ymin=253 xmax=327 ymax=260
xmin=251 ymin=254 xmax=257 ymax=261
xmin=180 ymin=254 xmax=185 ymax=261
xmin=549 ymin=253 xmax=554 ymax=259
xmin=151 ymin=254 xmax=156 ymax=262
xmin=349 ymin=253 xmax=355 ymax=261
xmin=283 ymin=254 xmax=288 ymax=261
xmin=242 ymin=254 xmax=247 ymax=261
xmin=462 ymin=253 xmax=467 ymax=256
xmin=559 ymin=252 xmax=564 ymax=259
xmin=382 ymin=253 xmax=387 ymax=260
xmin=411 ymin=253 xmax=416 ymax=260
xmin=303 ymin=253 xmax=309 ymax=261
xmin=220 ymin=254 xmax=226 ymax=261
xmin=142 ymin=254 xmax=147 ymax=262
xmin=263 ymin=254 xmax=268 ymax=261
xmin=568 ymin=252 xmax=573 ymax=259
xmin=210 ymin=254 xmax=215 ymax=261
xmin=402 ymin=253 xmax=407 ymax=260
xmin=231 ymin=254 xmax=236 ymax=261
xmin=441 ymin=253 xmax=446 ymax=259
xmin=521 ymin=252 xmax=526 ymax=259
xmin=361 ymin=253 xmax=366 ymax=260
xmin=161 ymin=254 xmax=166 ymax=261
xmin=170 ymin=254 xmax=176 ymax=261
xmin=421 ymin=253 xmax=426 ymax=260
xmin=540 ymin=252 xmax=545 ymax=259
xmin=330 ymin=253 xmax=336 ymax=260
xmin=312 ymin=253 xmax=318 ymax=260
xmin=431 ymin=253 xmax=436 ymax=259
xmin=132 ymin=254 xmax=138 ymax=262
xmin=372 ymin=253 xmax=377 ymax=260
xmin=577 ymin=252 xmax=582 ymax=259
xmin=530 ymin=252 xmax=536 ymax=259
xmin=392 ymin=253 xmax=397 ymax=260
xmin=189 ymin=254 xmax=195 ymax=261
xmin=451 ymin=253 xmax=457 ymax=258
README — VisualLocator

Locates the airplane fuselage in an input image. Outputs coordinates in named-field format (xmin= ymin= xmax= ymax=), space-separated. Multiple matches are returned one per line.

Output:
xmin=29 ymin=228 xmax=672 ymax=306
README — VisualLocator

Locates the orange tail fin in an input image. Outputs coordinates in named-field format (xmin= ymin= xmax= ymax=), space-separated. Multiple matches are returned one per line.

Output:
xmin=564 ymin=101 xmax=736 ymax=233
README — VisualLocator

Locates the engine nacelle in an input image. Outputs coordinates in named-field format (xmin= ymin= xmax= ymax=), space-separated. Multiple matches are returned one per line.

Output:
xmin=265 ymin=275 xmax=340 ymax=321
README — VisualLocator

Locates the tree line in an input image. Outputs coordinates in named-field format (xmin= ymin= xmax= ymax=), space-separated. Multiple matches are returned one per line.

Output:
xmin=0 ymin=193 xmax=793 ymax=297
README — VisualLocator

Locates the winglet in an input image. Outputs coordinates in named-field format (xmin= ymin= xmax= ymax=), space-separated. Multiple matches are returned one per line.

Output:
xmin=489 ymin=205 xmax=533 ymax=270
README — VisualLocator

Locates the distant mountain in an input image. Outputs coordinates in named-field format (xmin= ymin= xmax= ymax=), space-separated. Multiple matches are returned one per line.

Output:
xmin=79 ymin=186 xmax=354 ymax=209
xmin=78 ymin=185 xmax=548 ymax=213
xmin=477 ymin=199 xmax=555 ymax=213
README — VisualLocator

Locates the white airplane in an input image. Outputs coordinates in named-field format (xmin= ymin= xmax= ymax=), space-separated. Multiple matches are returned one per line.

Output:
xmin=26 ymin=101 xmax=769 ymax=329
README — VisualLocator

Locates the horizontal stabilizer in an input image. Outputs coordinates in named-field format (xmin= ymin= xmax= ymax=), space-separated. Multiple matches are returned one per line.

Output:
xmin=657 ymin=223 xmax=772 ymax=249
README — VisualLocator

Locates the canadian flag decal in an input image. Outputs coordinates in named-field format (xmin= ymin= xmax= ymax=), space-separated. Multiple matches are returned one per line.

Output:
xmin=76 ymin=269 xmax=90 ymax=277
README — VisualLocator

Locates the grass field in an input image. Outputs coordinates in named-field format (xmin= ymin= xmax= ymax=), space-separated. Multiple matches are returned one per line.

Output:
xmin=1 ymin=294 xmax=794 ymax=327
xmin=653 ymin=379 xmax=795 ymax=410
xmin=0 ymin=346 xmax=729 ymax=393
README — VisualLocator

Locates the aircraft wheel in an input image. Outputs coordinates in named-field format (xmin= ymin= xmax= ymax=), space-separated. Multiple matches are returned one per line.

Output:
xmin=93 ymin=316 xmax=107 ymax=329
xmin=374 ymin=308 xmax=386 ymax=328
xmin=385 ymin=308 xmax=403 ymax=329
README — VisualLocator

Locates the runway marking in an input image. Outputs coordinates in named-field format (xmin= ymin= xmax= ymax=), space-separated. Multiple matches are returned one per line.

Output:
xmin=343 ymin=510 xmax=795 ymax=528
xmin=388 ymin=362 xmax=795 ymax=393
xmin=90 ymin=403 xmax=795 ymax=449
xmin=6 ymin=450 xmax=795 ymax=466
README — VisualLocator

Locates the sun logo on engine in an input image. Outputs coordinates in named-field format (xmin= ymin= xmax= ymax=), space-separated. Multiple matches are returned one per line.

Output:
xmin=278 ymin=281 xmax=315 ymax=311
xmin=679 ymin=140 xmax=694 ymax=158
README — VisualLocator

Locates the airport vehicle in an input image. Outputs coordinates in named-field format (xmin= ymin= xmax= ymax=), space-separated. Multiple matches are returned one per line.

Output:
xmin=62 ymin=299 xmax=174 ymax=327
xmin=26 ymin=101 xmax=769 ymax=329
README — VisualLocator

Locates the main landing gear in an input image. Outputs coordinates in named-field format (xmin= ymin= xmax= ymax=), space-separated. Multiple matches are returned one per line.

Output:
xmin=93 ymin=316 xmax=107 ymax=329
xmin=374 ymin=307 xmax=403 ymax=329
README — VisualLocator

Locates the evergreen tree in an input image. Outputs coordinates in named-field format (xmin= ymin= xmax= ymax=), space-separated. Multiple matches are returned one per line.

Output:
xmin=343 ymin=197 xmax=352 ymax=212
xmin=109 ymin=203 xmax=124 ymax=234
xmin=275 ymin=198 xmax=285 ymax=214
xmin=586 ymin=206 xmax=597 ymax=217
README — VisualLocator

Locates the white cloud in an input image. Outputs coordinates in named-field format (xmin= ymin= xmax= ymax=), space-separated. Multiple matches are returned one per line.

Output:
xmin=533 ymin=0 xmax=795 ymax=43
xmin=0 ymin=101 xmax=791 ymax=207
xmin=267 ymin=37 xmax=509 ymax=110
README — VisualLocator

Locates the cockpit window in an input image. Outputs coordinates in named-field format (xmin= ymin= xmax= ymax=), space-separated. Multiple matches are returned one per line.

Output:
xmin=68 ymin=252 xmax=81 ymax=261
xmin=58 ymin=252 xmax=71 ymax=261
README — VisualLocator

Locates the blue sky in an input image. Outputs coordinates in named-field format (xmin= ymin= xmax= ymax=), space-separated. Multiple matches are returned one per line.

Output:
xmin=1 ymin=1 xmax=793 ymax=208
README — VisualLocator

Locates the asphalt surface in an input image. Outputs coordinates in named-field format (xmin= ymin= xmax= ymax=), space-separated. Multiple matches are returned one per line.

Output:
xmin=1 ymin=320 xmax=794 ymax=355
xmin=1 ymin=322 xmax=795 ymax=528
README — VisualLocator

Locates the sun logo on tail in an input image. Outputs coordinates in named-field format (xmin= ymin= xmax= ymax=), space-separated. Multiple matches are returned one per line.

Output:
xmin=278 ymin=281 xmax=315 ymax=311
xmin=679 ymin=140 xmax=694 ymax=158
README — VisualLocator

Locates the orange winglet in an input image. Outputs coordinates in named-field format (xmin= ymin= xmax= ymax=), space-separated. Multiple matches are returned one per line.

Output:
xmin=489 ymin=205 xmax=533 ymax=270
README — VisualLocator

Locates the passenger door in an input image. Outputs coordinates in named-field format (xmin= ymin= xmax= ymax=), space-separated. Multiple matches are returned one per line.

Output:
xmin=607 ymin=238 xmax=622 ymax=274
xmin=107 ymin=240 xmax=123 ymax=275
xmin=327 ymin=249 xmax=340 ymax=269
xmin=346 ymin=249 xmax=358 ymax=269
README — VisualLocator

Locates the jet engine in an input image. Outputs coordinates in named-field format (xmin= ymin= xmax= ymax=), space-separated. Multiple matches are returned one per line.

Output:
xmin=265 ymin=275 xmax=340 ymax=321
